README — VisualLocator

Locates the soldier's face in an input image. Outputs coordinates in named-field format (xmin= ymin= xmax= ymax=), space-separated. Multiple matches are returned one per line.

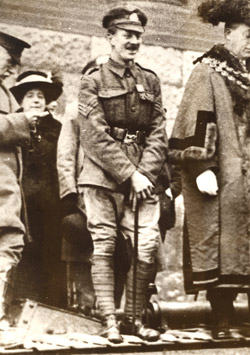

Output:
xmin=21 ymin=88 xmax=46 ymax=113
xmin=109 ymin=29 xmax=142 ymax=63
xmin=0 ymin=47 xmax=17 ymax=83
xmin=225 ymin=23 xmax=250 ymax=60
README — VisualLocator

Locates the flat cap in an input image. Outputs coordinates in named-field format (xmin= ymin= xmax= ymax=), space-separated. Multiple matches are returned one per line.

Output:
xmin=0 ymin=31 xmax=30 ymax=65
xmin=103 ymin=6 xmax=147 ymax=34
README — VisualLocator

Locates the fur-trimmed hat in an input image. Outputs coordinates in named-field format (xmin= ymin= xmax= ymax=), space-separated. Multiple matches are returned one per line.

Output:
xmin=102 ymin=6 xmax=147 ymax=33
xmin=10 ymin=70 xmax=63 ymax=105
xmin=198 ymin=0 xmax=250 ymax=26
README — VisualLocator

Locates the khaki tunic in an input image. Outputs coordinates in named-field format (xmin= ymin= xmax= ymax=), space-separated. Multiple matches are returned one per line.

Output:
xmin=78 ymin=58 xmax=168 ymax=192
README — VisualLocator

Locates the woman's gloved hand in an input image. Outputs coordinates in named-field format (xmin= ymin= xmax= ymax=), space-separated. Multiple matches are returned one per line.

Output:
xmin=196 ymin=169 xmax=218 ymax=196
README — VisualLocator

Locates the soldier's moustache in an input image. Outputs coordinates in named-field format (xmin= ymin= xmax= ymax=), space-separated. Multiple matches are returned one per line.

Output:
xmin=125 ymin=44 xmax=139 ymax=50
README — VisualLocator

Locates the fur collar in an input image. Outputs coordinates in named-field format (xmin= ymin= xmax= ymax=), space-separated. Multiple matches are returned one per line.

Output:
xmin=194 ymin=44 xmax=250 ymax=115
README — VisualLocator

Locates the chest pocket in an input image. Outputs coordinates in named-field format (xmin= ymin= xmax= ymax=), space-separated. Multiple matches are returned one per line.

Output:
xmin=98 ymin=89 xmax=128 ymax=125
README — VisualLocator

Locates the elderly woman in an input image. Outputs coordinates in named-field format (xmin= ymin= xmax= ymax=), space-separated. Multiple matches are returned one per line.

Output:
xmin=10 ymin=71 xmax=64 ymax=306
xmin=169 ymin=0 xmax=250 ymax=339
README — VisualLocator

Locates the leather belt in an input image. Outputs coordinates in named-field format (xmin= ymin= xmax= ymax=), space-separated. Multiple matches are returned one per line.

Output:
xmin=109 ymin=126 xmax=146 ymax=145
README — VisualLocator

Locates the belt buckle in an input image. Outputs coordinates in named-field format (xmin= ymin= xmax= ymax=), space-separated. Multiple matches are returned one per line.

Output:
xmin=123 ymin=132 xmax=137 ymax=144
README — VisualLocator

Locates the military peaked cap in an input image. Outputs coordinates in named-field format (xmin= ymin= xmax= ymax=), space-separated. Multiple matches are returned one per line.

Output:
xmin=102 ymin=6 xmax=147 ymax=33
xmin=0 ymin=31 xmax=30 ymax=65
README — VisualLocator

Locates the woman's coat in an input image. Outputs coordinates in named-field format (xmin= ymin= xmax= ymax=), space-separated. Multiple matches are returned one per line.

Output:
xmin=169 ymin=59 xmax=250 ymax=293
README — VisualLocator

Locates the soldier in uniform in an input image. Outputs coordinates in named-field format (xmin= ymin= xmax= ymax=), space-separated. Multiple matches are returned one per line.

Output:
xmin=78 ymin=7 xmax=168 ymax=343
xmin=57 ymin=56 xmax=132 ymax=316
xmin=0 ymin=32 xmax=47 ymax=327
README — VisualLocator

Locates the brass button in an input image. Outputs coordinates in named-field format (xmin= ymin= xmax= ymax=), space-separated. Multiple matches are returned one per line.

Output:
xmin=131 ymin=106 xmax=136 ymax=112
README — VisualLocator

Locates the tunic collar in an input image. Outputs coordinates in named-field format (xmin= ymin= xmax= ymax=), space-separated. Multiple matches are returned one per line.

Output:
xmin=107 ymin=58 xmax=137 ymax=78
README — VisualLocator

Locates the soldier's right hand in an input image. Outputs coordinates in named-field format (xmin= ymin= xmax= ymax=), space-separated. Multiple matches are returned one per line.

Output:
xmin=131 ymin=170 xmax=154 ymax=200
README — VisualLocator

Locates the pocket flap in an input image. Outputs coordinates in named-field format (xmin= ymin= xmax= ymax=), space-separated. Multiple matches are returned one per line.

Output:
xmin=98 ymin=89 xmax=128 ymax=98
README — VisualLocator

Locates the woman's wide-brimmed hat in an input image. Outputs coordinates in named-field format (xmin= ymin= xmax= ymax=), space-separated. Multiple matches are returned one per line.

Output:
xmin=198 ymin=0 xmax=250 ymax=27
xmin=10 ymin=70 xmax=63 ymax=104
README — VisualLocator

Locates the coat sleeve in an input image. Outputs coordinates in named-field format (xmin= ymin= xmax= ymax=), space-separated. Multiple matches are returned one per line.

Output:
xmin=169 ymin=64 xmax=217 ymax=178
xmin=0 ymin=112 xmax=31 ymax=147
xmin=137 ymin=75 xmax=168 ymax=185
xmin=57 ymin=103 xmax=80 ymax=199
xmin=170 ymin=163 xmax=182 ymax=198
xmin=78 ymin=75 xmax=136 ymax=185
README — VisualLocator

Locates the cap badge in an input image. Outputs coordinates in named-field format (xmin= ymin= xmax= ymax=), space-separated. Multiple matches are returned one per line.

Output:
xmin=129 ymin=13 xmax=140 ymax=22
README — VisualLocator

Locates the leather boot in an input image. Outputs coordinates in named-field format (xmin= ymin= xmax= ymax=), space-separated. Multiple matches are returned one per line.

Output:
xmin=207 ymin=288 xmax=235 ymax=339
xmin=120 ymin=317 xmax=160 ymax=342
xmin=101 ymin=314 xmax=123 ymax=343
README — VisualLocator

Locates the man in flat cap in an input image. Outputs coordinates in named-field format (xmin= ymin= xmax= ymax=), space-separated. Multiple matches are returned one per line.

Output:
xmin=78 ymin=6 xmax=168 ymax=343
xmin=0 ymin=31 xmax=47 ymax=328
xmin=169 ymin=0 xmax=250 ymax=340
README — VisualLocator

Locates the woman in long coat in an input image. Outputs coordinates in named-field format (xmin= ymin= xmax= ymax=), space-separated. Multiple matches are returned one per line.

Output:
xmin=169 ymin=0 xmax=250 ymax=339
xmin=10 ymin=71 xmax=64 ymax=307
